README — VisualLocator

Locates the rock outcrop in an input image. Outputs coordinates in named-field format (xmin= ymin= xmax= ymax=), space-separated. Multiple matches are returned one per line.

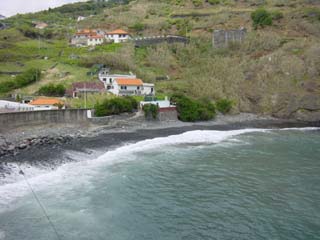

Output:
xmin=0 ymin=135 xmax=75 ymax=158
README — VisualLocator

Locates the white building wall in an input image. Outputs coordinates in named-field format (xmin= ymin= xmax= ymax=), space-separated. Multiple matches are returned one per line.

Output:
xmin=87 ymin=38 xmax=103 ymax=46
xmin=109 ymin=81 xmax=120 ymax=95
xmin=140 ymin=100 xmax=171 ymax=108
xmin=106 ymin=34 xmax=130 ymax=43
xmin=142 ymin=83 xmax=155 ymax=95
xmin=32 ymin=105 xmax=66 ymax=111
xmin=0 ymin=100 xmax=34 ymax=112
xmin=99 ymin=73 xmax=136 ymax=88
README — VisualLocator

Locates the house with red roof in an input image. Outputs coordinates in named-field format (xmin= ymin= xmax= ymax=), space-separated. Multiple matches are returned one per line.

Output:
xmin=98 ymin=68 xmax=155 ymax=96
xmin=87 ymin=34 xmax=104 ymax=46
xmin=71 ymin=28 xmax=130 ymax=46
xmin=105 ymin=29 xmax=130 ymax=43
xmin=71 ymin=29 xmax=104 ymax=47
xmin=30 ymin=98 xmax=65 ymax=111
xmin=67 ymin=82 xmax=105 ymax=98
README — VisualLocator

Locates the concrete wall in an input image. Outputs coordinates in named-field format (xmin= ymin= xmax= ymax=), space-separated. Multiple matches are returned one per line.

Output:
xmin=159 ymin=108 xmax=178 ymax=121
xmin=0 ymin=109 xmax=90 ymax=132
xmin=213 ymin=28 xmax=247 ymax=48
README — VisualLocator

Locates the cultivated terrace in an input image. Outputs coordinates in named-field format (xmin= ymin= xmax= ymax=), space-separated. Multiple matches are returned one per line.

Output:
xmin=0 ymin=0 xmax=319 ymax=120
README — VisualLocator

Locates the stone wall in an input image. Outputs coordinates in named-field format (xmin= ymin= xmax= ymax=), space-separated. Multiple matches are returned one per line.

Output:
xmin=159 ymin=108 xmax=178 ymax=121
xmin=134 ymin=35 xmax=189 ymax=47
xmin=0 ymin=109 xmax=90 ymax=132
xmin=213 ymin=28 xmax=247 ymax=48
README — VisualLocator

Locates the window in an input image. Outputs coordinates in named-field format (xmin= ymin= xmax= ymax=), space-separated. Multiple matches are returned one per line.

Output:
xmin=137 ymin=86 xmax=140 ymax=90
xmin=103 ymin=78 xmax=106 ymax=82
xmin=109 ymin=78 xmax=112 ymax=83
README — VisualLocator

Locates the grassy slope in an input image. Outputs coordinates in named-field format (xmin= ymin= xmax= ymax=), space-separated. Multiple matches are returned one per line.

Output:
xmin=0 ymin=0 xmax=319 ymax=115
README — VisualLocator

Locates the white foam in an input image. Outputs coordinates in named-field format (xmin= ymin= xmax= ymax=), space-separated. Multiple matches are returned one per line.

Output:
xmin=0 ymin=230 xmax=5 ymax=240
xmin=0 ymin=127 xmax=317 ymax=211
xmin=279 ymin=127 xmax=320 ymax=131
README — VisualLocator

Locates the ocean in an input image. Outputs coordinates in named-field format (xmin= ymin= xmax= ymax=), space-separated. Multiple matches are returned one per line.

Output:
xmin=0 ymin=128 xmax=319 ymax=240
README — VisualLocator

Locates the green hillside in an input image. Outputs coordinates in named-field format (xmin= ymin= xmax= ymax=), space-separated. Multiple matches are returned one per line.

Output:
xmin=0 ymin=0 xmax=319 ymax=120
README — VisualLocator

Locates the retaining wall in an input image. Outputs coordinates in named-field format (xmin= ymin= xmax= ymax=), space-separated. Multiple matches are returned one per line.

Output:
xmin=213 ymin=28 xmax=247 ymax=48
xmin=0 ymin=109 xmax=90 ymax=132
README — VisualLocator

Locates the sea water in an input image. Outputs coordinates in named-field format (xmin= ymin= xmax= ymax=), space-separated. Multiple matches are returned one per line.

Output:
xmin=0 ymin=128 xmax=320 ymax=240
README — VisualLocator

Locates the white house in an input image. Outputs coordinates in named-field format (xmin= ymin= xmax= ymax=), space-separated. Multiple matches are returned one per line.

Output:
xmin=30 ymin=98 xmax=65 ymax=111
xmin=99 ymin=68 xmax=136 ymax=89
xmin=87 ymin=35 xmax=104 ymax=46
xmin=142 ymin=83 xmax=155 ymax=95
xmin=105 ymin=29 xmax=130 ymax=43
xmin=98 ymin=69 xmax=155 ymax=96
xmin=71 ymin=29 xmax=101 ymax=47
xmin=111 ymin=78 xmax=155 ymax=96
xmin=77 ymin=16 xmax=86 ymax=22
xmin=109 ymin=78 xmax=143 ymax=96
xmin=0 ymin=100 xmax=34 ymax=113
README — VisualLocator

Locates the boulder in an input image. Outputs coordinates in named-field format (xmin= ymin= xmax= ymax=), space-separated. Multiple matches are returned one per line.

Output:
xmin=18 ymin=144 xmax=28 ymax=150
xmin=272 ymin=93 xmax=320 ymax=121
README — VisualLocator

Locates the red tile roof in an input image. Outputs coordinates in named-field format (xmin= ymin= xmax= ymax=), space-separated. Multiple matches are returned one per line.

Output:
xmin=88 ymin=35 xmax=104 ymax=39
xmin=72 ymin=82 xmax=105 ymax=90
xmin=116 ymin=78 xmax=143 ymax=86
xmin=76 ymin=29 xmax=97 ymax=36
xmin=30 ymin=98 xmax=64 ymax=106
xmin=107 ymin=29 xmax=129 ymax=35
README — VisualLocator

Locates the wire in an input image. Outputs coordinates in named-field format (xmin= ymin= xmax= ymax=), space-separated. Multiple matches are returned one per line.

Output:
xmin=18 ymin=166 xmax=63 ymax=240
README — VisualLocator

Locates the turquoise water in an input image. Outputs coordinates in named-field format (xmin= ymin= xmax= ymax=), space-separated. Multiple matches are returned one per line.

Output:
xmin=0 ymin=129 xmax=320 ymax=240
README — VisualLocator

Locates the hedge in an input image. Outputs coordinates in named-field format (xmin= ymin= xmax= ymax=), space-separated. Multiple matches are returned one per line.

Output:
xmin=171 ymin=94 xmax=216 ymax=122
xmin=94 ymin=96 xmax=138 ymax=117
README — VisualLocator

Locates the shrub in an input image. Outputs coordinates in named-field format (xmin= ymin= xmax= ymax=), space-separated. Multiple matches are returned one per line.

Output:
xmin=192 ymin=0 xmax=203 ymax=7
xmin=208 ymin=0 xmax=220 ymax=4
xmin=0 ymin=68 xmax=41 ymax=94
xmin=251 ymin=8 xmax=273 ymax=29
xmin=171 ymin=94 xmax=216 ymax=122
xmin=38 ymin=83 xmax=66 ymax=97
xmin=94 ymin=96 xmax=138 ymax=117
xmin=271 ymin=11 xmax=284 ymax=21
xmin=143 ymin=104 xmax=159 ymax=120
xmin=216 ymin=99 xmax=233 ymax=114
xmin=130 ymin=22 xmax=145 ymax=32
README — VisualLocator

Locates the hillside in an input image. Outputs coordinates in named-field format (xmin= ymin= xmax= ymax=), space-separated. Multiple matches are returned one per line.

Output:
xmin=0 ymin=0 xmax=320 ymax=121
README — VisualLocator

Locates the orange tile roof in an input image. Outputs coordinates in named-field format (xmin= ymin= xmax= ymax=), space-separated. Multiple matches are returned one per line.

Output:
xmin=88 ymin=35 xmax=104 ymax=39
xmin=107 ymin=29 xmax=129 ymax=35
xmin=76 ymin=29 xmax=97 ymax=35
xmin=30 ymin=98 xmax=64 ymax=106
xmin=116 ymin=78 xmax=143 ymax=86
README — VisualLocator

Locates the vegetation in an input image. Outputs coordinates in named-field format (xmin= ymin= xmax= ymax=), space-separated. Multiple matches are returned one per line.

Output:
xmin=94 ymin=96 xmax=138 ymax=117
xmin=142 ymin=104 xmax=159 ymax=119
xmin=38 ymin=83 xmax=66 ymax=97
xmin=216 ymin=99 xmax=233 ymax=114
xmin=251 ymin=9 xmax=273 ymax=29
xmin=1 ymin=0 xmax=319 ymax=118
xmin=171 ymin=94 xmax=216 ymax=122
xmin=0 ymin=68 xmax=41 ymax=94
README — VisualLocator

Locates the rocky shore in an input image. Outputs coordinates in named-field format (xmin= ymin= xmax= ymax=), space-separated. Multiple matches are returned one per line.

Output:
xmin=0 ymin=113 xmax=318 ymax=162
xmin=0 ymin=135 xmax=75 ymax=158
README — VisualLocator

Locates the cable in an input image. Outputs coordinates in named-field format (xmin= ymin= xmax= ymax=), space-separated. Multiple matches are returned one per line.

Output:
xmin=18 ymin=166 xmax=63 ymax=240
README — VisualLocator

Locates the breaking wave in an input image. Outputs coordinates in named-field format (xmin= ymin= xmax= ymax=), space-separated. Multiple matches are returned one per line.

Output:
xmin=0 ymin=128 xmax=318 ymax=211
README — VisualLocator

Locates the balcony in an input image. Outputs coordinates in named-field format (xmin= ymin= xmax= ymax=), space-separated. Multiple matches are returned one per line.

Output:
xmin=119 ymin=90 xmax=142 ymax=96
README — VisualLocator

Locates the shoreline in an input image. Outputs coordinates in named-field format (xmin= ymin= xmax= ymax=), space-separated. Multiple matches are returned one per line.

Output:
xmin=0 ymin=113 xmax=319 ymax=178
